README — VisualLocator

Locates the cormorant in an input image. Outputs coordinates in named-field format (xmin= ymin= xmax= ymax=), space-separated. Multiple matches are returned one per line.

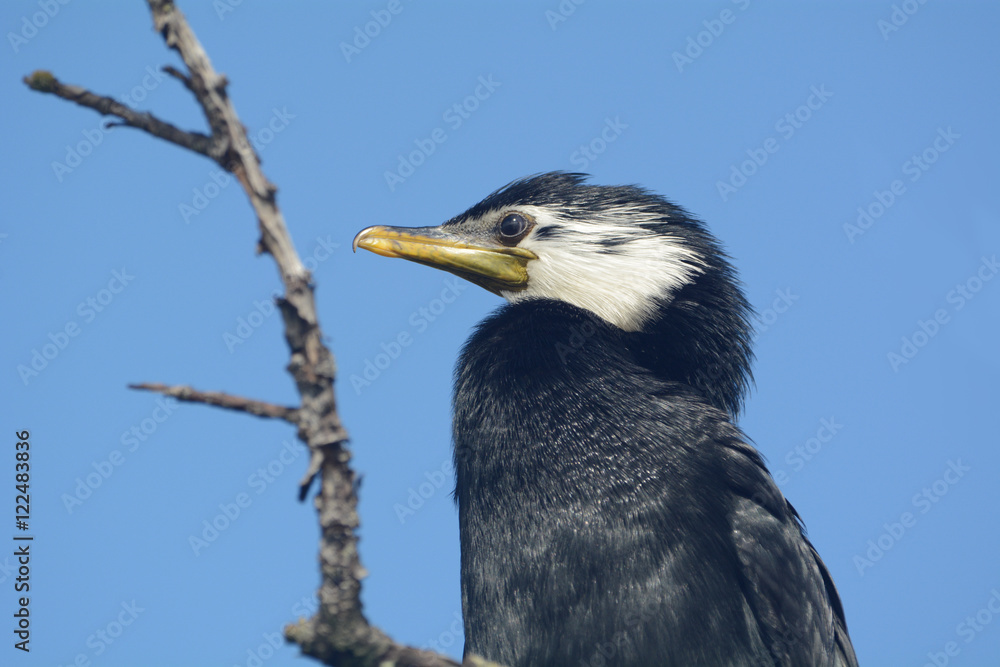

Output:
xmin=354 ymin=172 xmax=858 ymax=666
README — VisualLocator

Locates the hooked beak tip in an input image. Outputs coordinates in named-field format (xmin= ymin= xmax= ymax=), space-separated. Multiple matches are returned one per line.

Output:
xmin=351 ymin=228 xmax=370 ymax=254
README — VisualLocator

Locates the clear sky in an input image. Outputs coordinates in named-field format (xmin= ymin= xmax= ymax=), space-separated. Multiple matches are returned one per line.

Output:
xmin=3 ymin=2 xmax=999 ymax=666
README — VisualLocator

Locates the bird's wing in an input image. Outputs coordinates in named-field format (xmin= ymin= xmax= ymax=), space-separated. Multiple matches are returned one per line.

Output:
xmin=723 ymin=439 xmax=859 ymax=667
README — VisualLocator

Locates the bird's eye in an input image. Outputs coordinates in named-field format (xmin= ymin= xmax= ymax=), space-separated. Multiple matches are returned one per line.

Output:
xmin=497 ymin=213 xmax=531 ymax=244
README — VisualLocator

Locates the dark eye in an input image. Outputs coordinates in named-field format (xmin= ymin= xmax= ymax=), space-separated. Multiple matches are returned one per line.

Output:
xmin=498 ymin=213 xmax=531 ymax=244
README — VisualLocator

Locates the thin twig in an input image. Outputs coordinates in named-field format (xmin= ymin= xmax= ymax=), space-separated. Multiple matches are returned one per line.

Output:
xmin=129 ymin=383 xmax=299 ymax=422
xmin=23 ymin=71 xmax=214 ymax=155
xmin=162 ymin=64 xmax=193 ymax=90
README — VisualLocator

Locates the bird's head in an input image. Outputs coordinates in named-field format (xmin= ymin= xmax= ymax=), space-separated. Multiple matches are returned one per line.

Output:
xmin=354 ymin=172 xmax=754 ymax=416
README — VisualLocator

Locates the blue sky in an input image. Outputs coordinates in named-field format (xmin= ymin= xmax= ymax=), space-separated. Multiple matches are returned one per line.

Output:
xmin=3 ymin=2 xmax=999 ymax=665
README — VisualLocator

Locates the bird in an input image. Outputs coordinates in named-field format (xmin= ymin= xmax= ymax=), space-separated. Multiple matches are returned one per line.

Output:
xmin=353 ymin=172 xmax=858 ymax=667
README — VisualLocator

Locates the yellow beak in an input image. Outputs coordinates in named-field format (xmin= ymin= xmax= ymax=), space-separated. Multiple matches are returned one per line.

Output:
xmin=353 ymin=225 xmax=536 ymax=294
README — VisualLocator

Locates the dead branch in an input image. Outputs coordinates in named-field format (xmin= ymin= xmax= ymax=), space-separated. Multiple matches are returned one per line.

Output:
xmin=23 ymin=1 xmax=488 ymax=665
xmin=23 ymin=70 xmax=214 ymax=155
xmin=128 ymin=383 xmax=299 ymax=422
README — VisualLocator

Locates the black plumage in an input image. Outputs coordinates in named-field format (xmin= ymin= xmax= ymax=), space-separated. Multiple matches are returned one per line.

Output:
xmin=354 ymin=172 xmax=857 ymax=666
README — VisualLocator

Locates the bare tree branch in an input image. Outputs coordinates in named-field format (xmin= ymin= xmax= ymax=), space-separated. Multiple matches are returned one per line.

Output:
xmin=162 ymin=64 xmax=193 ymax=90
xmin=128 ymin=383 xmax=299 ymax=422
xmin=23 ymin=2 xmax=491 ymax=665
xmin=23 ymin=70 xmax=214 ymax=155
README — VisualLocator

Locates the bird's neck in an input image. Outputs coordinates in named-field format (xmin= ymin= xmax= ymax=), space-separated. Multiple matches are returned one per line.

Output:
xmin=454 ymin=299 xmax=641 ymax=494
xmin=453 ymin=297 xmax=747 ymax=489
xmin=631 ymin=269 xmax=754 ymax=418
